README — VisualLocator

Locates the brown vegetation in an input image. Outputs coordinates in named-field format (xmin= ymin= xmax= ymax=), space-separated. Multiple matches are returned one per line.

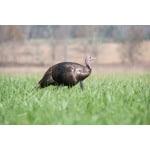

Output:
xmin=0 ymin=39 xmax=150 ymax=74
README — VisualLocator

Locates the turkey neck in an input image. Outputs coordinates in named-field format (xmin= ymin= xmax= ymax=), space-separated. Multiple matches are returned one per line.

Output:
xmin=85 ymin=59 xmax=92 ymax=71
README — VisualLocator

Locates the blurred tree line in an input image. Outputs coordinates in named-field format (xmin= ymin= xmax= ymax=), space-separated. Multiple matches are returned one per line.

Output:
xmin=0 ymin=25 xmax=149 ymax=64
xmin=0 ymin=25 xmax=150 ymax=43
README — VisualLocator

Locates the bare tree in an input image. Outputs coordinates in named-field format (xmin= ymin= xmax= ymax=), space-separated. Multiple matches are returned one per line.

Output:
xmin=48 ymin=26 xmax=64 ymax=62
xmin=90 ymin=26 xmax=100 ymax=58
xmin=120 ymin=26 xmax=144 ymax=64
xmin=61 ymin=26 xmax=71 ymax=61
xmin=0 ymin=26 xmax=25 ymax=65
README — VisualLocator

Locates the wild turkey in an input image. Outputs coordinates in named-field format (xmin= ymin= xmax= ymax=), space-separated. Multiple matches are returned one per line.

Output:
xmin=37 ymin=56 xmax=96 ymax=89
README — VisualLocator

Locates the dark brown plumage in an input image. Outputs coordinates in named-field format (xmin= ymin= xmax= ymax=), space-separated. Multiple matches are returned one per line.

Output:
xmin=37 ymin=56 xmax=96 ymax=89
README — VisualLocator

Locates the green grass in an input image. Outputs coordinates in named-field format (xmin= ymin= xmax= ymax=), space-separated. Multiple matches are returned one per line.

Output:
xmin=0 ymin=73 xmax=150 ymax=124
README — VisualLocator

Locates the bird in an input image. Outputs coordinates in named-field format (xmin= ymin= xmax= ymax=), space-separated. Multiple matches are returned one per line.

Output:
xmin=37 ymin=56 xmax=96 ymax=90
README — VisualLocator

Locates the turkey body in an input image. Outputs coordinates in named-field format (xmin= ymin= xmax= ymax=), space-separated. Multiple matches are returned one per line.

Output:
xmin=38 ymin=62 xmax=91 ymax=89
xmin=53 ymin=62 xmax=91 ymax=86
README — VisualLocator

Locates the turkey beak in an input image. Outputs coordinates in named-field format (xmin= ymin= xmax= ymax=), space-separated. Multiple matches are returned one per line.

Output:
xmin=37 ymin=83 xmax=41 ymax=89
xmin=91 ymin=57 xmax=96 ymax=61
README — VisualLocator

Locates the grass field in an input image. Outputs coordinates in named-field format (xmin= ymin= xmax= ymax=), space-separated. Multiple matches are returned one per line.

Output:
xmin=0 ymin=73 xmax=150 ymax=124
